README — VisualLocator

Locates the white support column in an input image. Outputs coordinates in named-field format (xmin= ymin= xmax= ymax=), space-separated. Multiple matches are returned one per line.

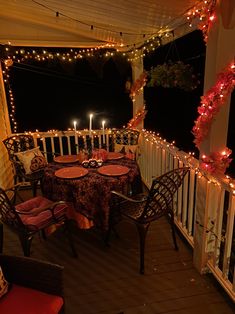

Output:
xmin=130 ymin=54 xmax=144 ymax=129
xmin=193 ymin=3 xmax=235 ymax=273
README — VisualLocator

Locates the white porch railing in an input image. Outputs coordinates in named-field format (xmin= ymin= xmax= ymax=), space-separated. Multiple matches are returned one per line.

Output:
xmin=10 ymin=129 xmax=235 ymax=302
xmin=138 ymin=130 xmax=235 ymax=302
xmin=30 ymin=129 xmax=113 ymax=157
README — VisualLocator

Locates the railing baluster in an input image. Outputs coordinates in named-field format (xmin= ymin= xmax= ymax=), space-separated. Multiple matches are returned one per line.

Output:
xmin=188 ymin=169 xmax=196 ymax=236
xmin=212 ymin=188 xmax=224 ymax=268
xmin=67 ymin=136 xmax=72 ymax=155
xmin=59 ymin=136 xmax=63 ymax=155
xmin=222 ymin=193 xmax=235 ymax=279
xmin=50 ymin=136 xmax=55 ymax=155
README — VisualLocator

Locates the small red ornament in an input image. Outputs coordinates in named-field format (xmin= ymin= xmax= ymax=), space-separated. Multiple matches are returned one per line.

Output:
xmin=4 ymin=59 xmax=13 ymax=67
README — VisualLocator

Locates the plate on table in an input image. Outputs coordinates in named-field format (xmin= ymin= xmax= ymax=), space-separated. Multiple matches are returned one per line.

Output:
xmin=106 ymin=152 xmax=124 ymax=160
xmin=55 ymin=167 xmax=88 ymax=179
xmin=54 ymin=155 xmax=79 ymax=164
xmin=98 ymin=165 xmax=130 ymax=176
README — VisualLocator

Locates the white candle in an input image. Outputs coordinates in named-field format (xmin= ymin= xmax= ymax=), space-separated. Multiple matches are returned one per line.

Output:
xmin=89 ymin=114 xmax=93 ymax=137
xmin=73 ymin=120 xmax=77 ymax=134
xmin=73 ymin=120 xmax=78 ymax=153
xmin=102 ymin=120 xmax=105 ymax=143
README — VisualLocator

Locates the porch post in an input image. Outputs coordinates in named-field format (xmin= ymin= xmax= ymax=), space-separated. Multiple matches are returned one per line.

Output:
xmin=130 ymin=54 xmax=145 ymax=129
xmin=193 ymin=4 xmax=235 ymax=273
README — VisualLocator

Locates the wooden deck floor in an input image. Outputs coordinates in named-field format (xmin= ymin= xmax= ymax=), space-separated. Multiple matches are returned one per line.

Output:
xmin=2 ymin=188 xmax=235 ymax=314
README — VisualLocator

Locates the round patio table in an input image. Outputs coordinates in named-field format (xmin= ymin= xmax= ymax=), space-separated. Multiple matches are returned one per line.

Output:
xmin=42 ymin=157 xmax=142 ymax=231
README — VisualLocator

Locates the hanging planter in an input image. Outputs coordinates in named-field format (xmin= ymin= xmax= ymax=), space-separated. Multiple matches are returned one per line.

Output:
xmin=147 ymin=61 xmax=200 ymax=92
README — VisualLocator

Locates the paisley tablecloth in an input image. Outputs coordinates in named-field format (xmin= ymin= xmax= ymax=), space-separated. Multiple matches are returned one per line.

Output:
xmin=42 ymin=158 xmax=142 ymax=230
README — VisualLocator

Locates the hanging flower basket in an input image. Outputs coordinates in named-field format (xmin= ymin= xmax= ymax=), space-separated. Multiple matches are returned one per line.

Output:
xmin=147 ymin=61 xmax=200 ymax=92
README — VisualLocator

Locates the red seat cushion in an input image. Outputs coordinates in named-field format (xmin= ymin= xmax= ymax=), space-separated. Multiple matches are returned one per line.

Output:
xmin=15 ymin=196 xmax=67 ymax=230
xmin=0 ymin=284 xmax=63 ymax=314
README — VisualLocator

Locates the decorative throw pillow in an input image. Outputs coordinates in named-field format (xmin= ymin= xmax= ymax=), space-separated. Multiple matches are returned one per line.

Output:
xmin=114 ymin=143 xmax=139 ymax=160
xmin=114 ymin=144 xmax=126 ymax=154
xmin=15 ymin=147 xmax=47 ymax=175
xmin=0 ymin=266 xmax=9 ymax=299
xmin=114 ymin=143 xmax=138 ymax=154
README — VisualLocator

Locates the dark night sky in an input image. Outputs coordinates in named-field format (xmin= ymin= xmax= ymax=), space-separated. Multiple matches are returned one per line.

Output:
xmin=12 ymin=54 xmax=133 ymax=132
xmin=8 ymin=30 xmax=234 ymax=174
xmin=11 ymin=31 xmax=205 ymax=153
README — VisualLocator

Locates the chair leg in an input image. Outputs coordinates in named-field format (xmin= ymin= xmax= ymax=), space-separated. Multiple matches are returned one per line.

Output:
xmin=170 ymin=212 xmax=178 ymax=251
xmin=19 ymin=233 xmax=33 ymax=257
xmin=104 ymin=228 xmax=111 ymax=247
xmin=136 ymin=223 xmax=150 ymax=275
xmin=31 ymin=181 xmax=38 ymax=197
xmin=104 ymin=222 xmax=120 ymax=247
xmin=41 ymin=229 xmax=47 ymax=240
xmin=39 ymin=177 xmax=45 ymax=195
xmin=64 ymin=220 xmax=77 ymax=258
xmin=0 ymin=223 xmax=3 ymax=253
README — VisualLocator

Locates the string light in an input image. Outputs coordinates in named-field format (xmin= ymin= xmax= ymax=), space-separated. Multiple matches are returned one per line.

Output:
xmin=0 ymin=1 xmax=221 ymax=133
xmin=141 ymin=130 xmax=235 ymax=194
xmin=200 ymin=148 xmax=232 ymax=176
xmin=126 ymin=106 xmax=147 ymax=129
xmin=1 ymin=0 xmax=217 ymax=58
xmin=186 ymin=0 xmax=217 ymax=42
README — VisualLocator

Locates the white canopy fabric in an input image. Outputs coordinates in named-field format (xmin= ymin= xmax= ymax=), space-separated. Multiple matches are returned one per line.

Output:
xmin=0 ymin=0 xmax=200 ymax=49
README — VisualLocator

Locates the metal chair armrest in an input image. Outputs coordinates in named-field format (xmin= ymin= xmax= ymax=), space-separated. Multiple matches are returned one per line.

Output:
xmin=5 ymin=183 xmax=24 ymax=193
xmin=111 ymin=190 xmax=147 ymax=203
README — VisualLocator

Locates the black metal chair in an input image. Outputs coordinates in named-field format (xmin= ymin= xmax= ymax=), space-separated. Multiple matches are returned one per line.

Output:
xmin=111 ymin=128 xmax=140 ymax=159
xmin=0 ymin=184 xmax=77 ymax=258
xmin=3 ymin=134 xmax=46 ymax=196
xmin=109 ymin=167 xmax=190 ymax=274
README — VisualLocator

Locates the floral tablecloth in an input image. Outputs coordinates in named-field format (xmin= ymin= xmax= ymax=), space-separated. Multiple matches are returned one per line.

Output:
xmin=42 ymin=158 xmax=142 ymax=230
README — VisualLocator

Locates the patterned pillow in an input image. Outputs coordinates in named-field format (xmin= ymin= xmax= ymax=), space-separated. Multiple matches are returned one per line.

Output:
xmin=114 ymin=144 xmax=138 ymax=154
xmin=15 ymin=147 xmax=47 ymax=175
xmin=114 ymin=144 xmax=139 ymax=160
xmin=0 ymin=266 xmax=9 ymax=299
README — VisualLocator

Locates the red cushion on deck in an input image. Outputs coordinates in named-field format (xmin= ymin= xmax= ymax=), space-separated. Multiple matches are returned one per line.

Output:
xmin=0 ymin=284 xmax=63 ymax=314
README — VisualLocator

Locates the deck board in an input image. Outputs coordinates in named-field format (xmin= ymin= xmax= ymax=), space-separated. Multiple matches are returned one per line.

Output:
xmin=2 ymin=188 xmax=234 ymax=314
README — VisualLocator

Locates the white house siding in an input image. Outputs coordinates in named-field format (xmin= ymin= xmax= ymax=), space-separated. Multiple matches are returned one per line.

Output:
xmin=0 ymin=63 xmax=13 ymax=189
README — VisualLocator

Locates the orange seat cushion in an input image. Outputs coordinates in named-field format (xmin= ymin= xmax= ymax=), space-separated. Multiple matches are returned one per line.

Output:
xmin=0 ymin=284 xmax=63 ymax=314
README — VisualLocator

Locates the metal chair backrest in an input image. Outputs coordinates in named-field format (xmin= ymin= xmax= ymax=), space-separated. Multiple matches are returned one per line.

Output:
xmin=3 ymin=134 xmax=35 ymax=162
xmin=139 ymin=167 xmax=190 ymax=223
xmin=3 ymin=134 xmax=37 ymax=180
xmin=0 ymin=187 xmax=24 ymax=230
xmin=111 ymin=128 xmax=140 ymax=146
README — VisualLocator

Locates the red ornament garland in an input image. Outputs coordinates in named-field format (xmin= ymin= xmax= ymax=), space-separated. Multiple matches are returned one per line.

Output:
xmin=192 ymin=63 xmax=235 ymax=149
xmin=200 ymin=147 xmax=232 ymax=177
xmin=130 ymin=72 xmax=147 ymax=98
xmin=192 ymin=63 xmax=235 ymax=176
xmin=127 ymin=106 xmax=147 ymax=129
xmin=187 ymin=0 xmax=217 ymax=42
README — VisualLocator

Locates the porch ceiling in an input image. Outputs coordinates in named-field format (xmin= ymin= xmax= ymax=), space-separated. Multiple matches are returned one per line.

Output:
xmin=0 ymin=0 xmax=198 ymax=49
